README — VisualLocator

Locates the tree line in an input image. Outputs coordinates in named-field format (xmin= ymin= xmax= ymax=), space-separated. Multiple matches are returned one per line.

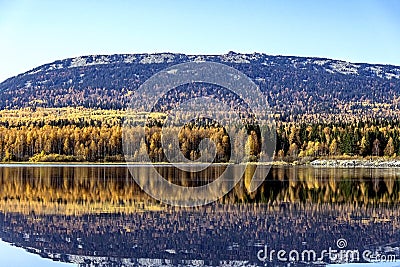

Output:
xmin=1 ymin=113 xmax=400 ymax=162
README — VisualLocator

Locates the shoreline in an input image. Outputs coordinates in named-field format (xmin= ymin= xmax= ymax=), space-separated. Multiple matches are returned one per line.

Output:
xmin=310 ymin=159 xmax=400 ymax=168
xmin=1 ymin=159 xmax=400 ymax=168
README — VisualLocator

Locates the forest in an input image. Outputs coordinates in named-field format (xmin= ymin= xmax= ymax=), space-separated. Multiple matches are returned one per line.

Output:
xmin=0 ymin=53 xmax=399 ymax=162
xmin=1 ymin=52 xmax=400 ymax=122
xmin=0 ymin=107 xmax=399 ymax=163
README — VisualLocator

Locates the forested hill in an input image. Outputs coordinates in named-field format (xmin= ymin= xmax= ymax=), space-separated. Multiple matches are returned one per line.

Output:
xmin=1 ymin=52 xmax=400 ymax=122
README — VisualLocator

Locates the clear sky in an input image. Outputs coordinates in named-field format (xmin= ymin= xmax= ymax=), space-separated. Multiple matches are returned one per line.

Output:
xmin=0 ymin=0 xmax=399 ymax=82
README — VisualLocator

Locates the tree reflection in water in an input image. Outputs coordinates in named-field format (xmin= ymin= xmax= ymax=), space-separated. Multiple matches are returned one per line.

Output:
xmin=0 ymin=165 xmax=400 ymax=266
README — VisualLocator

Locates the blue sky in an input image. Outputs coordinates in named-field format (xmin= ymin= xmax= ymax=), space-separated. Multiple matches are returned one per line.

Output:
xmin=0 ymin=0 xmax=399 ymax=82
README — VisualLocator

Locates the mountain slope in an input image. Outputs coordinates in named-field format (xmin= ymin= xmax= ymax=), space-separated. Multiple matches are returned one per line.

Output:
xmin=1 ymin=52 xmax=400 ymax=121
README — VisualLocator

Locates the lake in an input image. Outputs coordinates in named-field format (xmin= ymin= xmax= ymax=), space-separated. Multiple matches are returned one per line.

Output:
xmin=0 ymin=165 xmax=400 ymax=266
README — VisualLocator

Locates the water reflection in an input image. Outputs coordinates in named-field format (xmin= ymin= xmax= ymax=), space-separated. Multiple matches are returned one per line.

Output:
xmin=1 ymin=165 xmax=400 ymax=214
xmin=0 ymin=165 xmax=400 ymax=266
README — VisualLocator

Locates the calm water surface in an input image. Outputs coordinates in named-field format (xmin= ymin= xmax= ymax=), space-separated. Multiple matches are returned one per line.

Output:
xmin=1 ymin=165 xmax=400 ymax=266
